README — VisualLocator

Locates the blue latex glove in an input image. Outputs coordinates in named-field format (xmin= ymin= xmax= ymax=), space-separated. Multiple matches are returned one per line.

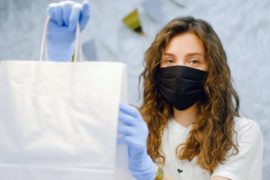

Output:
xmin=46 ymin=0 xmax=90 ymax=61
xmin=118 ymin=104 xmax=156 ymax=180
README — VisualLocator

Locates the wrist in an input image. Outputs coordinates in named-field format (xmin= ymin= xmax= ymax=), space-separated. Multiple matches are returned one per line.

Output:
xmin=129 ymin=153 xmax=156 ymax=180
xmin=46 ymin=42 xmax=73 ymax=61
xmin=131 ymin=162 xmax=156 ymax=180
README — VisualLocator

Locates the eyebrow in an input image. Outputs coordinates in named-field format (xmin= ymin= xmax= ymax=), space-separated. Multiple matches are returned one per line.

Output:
xmin=163 ymin=52 xmax=204 ymax=57
xmin=186 ymin=52 xmax=204 ymax=57
xmin=163 ymin=53 xmax=175 ymax=57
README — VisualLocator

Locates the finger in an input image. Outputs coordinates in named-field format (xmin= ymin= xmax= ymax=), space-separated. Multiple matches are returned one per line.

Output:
xmin=117 ymin=123 xmax=135 ymax=136
xmin=61 ymin=1 xmax=73 ymax=26
xmin=80 ymin=0 xmax=90 ymax=31
xmin=117 ymin=135 xmax=135 ymax=146
xmin=119 ymin=110 xmax=137 ymax=126
xmin=54 ymin=6 xmax=64 ymax=26
xmin=47 ymin=3 xmax=57 ymax=20
xmin=120 ymin=103 xmax=140 ymax=118
xmin=117 ymin=136 xmax=127 ymax=145
xmin=69 ymin=3 xmax=81 ymax=31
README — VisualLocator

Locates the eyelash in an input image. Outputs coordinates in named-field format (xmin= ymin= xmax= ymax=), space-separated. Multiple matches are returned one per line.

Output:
xmin=162 ymin=58 xmax=201 ymax=65
xmin=163 ymin=59 xmax=174 ymax=64
xmin=166 ymin=59 xmax=174 ymax=63
xmin=190 ymin=59 xmax=200 ymax=64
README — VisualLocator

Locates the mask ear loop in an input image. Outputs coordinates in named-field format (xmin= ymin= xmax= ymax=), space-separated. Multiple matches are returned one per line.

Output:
xmin=39 ymin=17 xmax=82 ymax=62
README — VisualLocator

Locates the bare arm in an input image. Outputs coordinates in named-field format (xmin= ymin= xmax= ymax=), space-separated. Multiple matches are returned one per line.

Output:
xmin=210 ymin=176 xmax=231 ymax=180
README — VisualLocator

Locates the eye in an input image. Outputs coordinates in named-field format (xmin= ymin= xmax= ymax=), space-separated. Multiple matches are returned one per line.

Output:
xmin=189 ymin=58 xmax=200 ymax=64
xmin=165 ymin=59 xmax=174 ymax=64
xmin=161 ymin=56 xmax=177 ymax=67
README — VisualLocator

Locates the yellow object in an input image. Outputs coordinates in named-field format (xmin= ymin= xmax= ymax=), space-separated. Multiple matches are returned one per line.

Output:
xmin=155 ymin=166 xmax=164 ymax=180
xmin=122 ymin=9 xmax=144 ymax=35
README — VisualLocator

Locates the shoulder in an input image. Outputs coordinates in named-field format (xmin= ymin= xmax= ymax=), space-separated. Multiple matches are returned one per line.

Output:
xmin=233 ymin=116 xmax=260 ymax=130
xmin=233 ymin=116 xmax=263 ymax=142
xmin=212 ymin=117 xmax=263 ymax=179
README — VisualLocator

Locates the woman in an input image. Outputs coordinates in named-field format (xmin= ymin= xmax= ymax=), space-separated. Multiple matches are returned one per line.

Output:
xmin=46 ymin=1 xmax=263 ymax=180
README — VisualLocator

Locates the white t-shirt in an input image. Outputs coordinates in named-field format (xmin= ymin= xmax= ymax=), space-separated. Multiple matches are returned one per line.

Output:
xmin=159 ymin=117 xmax=263 ymax=180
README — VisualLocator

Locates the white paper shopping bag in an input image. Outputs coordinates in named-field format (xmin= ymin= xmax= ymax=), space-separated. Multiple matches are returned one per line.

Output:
xmin=0 ymin=18 xmax=133 ymax=180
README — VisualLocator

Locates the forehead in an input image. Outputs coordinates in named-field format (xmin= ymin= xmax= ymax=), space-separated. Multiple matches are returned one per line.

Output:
xmin=163 ymin=32 xmax=205 ymax=55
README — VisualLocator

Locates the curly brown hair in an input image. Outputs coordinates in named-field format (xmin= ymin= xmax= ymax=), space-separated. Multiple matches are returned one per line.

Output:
xmin=139 ymin=16 xmax=240 ymax=173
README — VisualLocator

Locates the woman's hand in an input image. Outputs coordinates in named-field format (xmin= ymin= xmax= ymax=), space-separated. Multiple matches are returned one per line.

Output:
xmin=46 ymin=0 xmax=90 ymax=61
xmin=117 ymin=104 xmax=156 ymax=180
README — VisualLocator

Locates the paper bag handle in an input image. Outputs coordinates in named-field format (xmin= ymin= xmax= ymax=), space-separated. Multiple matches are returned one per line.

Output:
xmin=39 ymin=17 xmax=81 ymax=62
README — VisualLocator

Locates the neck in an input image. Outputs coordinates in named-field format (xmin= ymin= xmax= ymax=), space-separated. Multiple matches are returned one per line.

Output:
xmin=173 ymin=103 xmax=198 ymax=127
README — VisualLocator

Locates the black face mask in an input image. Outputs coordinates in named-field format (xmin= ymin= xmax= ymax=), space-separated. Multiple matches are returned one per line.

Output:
xmin=156 ymin=66 xmax=208 ymax=110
